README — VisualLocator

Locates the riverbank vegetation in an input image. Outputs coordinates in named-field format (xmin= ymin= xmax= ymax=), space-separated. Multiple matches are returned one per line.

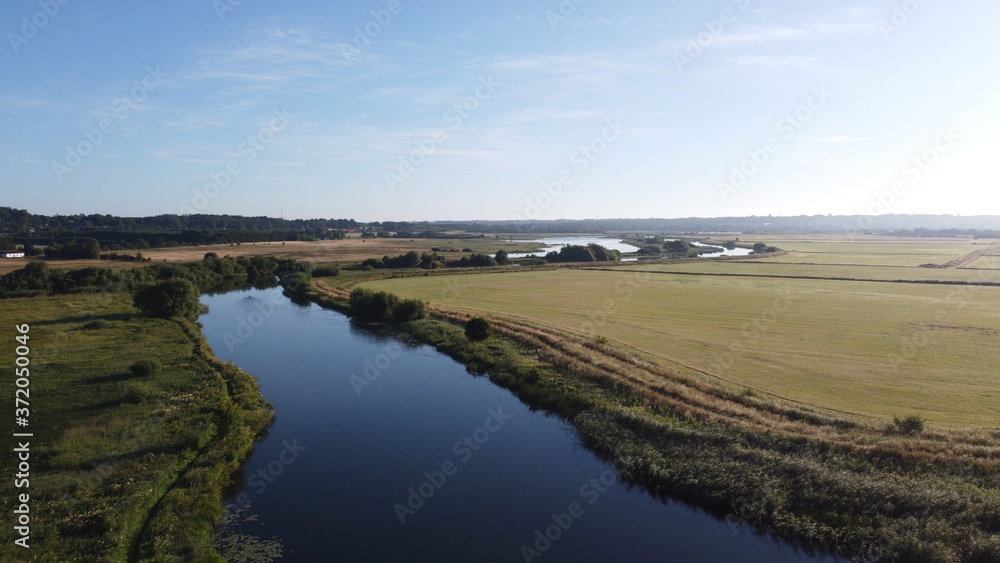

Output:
xmin=0 ymin=254 xmax=310 ymax=298
xmin=0 ymin=292 xmax=272 ymax=561
xmin=0 ymin=256 xmax=294 ymax=559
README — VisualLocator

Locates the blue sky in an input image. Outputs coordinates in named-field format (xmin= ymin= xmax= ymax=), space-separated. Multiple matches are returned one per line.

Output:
xmin=2 ymin=0 xmax=998 ymax=221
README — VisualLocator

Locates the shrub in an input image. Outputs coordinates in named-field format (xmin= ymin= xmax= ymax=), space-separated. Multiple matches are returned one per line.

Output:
xmin=132 ymin=278 xmax=202 ymax=320
xmin=129 ymin=359 xmax=161 ymax=377
xmin=313 ymin=265 xmax=341 ymax=277
xmin=392 ymin=299 xmax=427 ymax=323
xmin=465 ymin=317 xmax=491 ymax=341
xmin=122 ymin=381 xmax=159 ymax=404
xmin=893 ymin=414 xmax=926 ymax=435
xmin=283 ymin=272 xmax=312 ymax=298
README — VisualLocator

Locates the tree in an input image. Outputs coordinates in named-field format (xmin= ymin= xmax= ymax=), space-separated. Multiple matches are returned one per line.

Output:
xmin=545 ymin=245 xmax=595 ymax=263
xmin=133 ymin=278 xmax=202 ymax=320
xmin=465 ymin=317 xmax=491 ymax=341
xmin=452 ymin=253 xmax=497 ymax=268
xmin=349 ymin=288 xmax=399 ymax=321
xmin=587 ymin=243 xmax=619 ymax=262
xmin=752 ymin=242 xmax=768 ymax=253
xmin=665 ymin=240 xmax=688 ymax=253
xmin=382 ymin=251 xmax=420 ymax=268
xmin=2 ymin=261 xmax=53 ymax=293
xmin=495 ymin=249 xmax=509 ymax=265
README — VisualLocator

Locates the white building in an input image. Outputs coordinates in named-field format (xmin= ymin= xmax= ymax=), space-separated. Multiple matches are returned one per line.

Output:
xmin=0 ymin=251 xmax=25 ymax=258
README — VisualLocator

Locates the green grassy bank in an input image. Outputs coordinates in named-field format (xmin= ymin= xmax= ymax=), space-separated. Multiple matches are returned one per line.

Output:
xmin=0 ymin=292 xmax=272 ymax=561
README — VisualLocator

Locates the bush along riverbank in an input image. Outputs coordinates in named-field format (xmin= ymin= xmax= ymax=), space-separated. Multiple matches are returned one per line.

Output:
xmin=295 ymin=276 xmax=1000 ymax=563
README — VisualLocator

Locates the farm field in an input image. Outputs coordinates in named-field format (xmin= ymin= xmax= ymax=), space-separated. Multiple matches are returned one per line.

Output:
xmin=613 ymin=260 xmax=1000 ymax=283
xmin=0 ymin=237 xmax=541 ymax=275
xmin=970 ymin=255 xmax=1000 ymax=269
xmin=364 ymin=267 xmax=1000 ymax=427
xmin=711 ymin=237 xmax=987 ymax=267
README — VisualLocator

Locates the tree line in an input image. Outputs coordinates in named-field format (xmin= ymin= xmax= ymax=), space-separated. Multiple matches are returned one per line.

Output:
xmin=0 ymin=254 xmax=310 ymax=299
xmin=0 ymin=207 xmax=358 ymax=233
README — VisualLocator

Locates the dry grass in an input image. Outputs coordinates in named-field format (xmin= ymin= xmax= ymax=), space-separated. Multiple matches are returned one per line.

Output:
xmin=0 ymin=238 xmax=542 ymax=275
xmin=363 ymin=267 xmax=1000 ymax=428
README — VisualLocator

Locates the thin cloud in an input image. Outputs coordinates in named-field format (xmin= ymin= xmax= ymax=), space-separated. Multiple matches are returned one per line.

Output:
xmin=809 ymin=136 xmax=872 ymax=143
xmin=183 ymin=27 xmax=374 ymax=90
xmin=724 ymin=55 xmax=819 ymax=68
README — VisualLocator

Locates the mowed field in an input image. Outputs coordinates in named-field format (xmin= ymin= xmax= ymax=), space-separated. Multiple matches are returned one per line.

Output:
xmin=0 ymin=237 xmax=540 ymax=275
xmin=613 ymin=261 xmax=1000 ymax=283
xmin=366 ymin=262 xmax=1000 ymax=427
xmin=971 ymin=255 xmax=1000 ymax=269
xmin=736 ymin=238 xmax=985 ymax=266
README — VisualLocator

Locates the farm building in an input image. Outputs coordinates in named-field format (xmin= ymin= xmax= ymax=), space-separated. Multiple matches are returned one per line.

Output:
xmin=0 ymin=251 xmax=25 ymax=258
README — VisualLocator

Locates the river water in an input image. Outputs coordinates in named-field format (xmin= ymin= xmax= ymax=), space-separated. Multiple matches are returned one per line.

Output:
xmin=507 ymin=237 xmax=754 ymax=259
xmin=200 ymin=287 xmax=842 ymax=562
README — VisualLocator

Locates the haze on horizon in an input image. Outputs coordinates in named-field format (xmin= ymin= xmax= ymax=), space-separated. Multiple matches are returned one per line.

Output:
xmin=2 ymin=1 xmax=998 ymax=222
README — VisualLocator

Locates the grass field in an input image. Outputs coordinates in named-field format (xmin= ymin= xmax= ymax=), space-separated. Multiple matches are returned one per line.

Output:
xmin=364 ymin=267 xmax=1000 ymax=427
xmin=970 ymin=255 xmax=1000 ymax=269
xmin=0 ymin=292 xmax=270 ymax=561
xmin=613 ymin=260 xmax=1000 ymax=283
xmin=758 ymin=245 xmax=980 ymax=266
xmin=0 ymin=238 xmax=543 ymax=275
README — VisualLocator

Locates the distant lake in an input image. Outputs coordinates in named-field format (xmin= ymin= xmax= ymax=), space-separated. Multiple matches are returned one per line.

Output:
xmin=506 ymin=236 xmax=754 ymax=259
xmin=506 ymin=237 xmax=640 ymax=258
xmin=691 ymin=241 xmax=754 ymax=257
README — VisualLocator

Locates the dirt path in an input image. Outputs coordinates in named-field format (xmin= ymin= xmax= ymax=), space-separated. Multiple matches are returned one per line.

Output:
xmin=944 ymin=242 xmax=1000 ymax=268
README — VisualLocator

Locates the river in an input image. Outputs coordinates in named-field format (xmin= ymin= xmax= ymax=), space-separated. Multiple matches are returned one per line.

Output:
xmin=200 ymin=287 xmax=842 ymax=562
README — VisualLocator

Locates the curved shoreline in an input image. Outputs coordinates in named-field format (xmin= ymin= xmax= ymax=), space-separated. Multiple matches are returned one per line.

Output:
xmin=300 ymin=275 xmax=1000 ymax=562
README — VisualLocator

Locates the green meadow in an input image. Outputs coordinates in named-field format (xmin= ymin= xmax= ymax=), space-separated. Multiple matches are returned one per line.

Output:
xmin=0 ymin=292 xmax=270 ymax=561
